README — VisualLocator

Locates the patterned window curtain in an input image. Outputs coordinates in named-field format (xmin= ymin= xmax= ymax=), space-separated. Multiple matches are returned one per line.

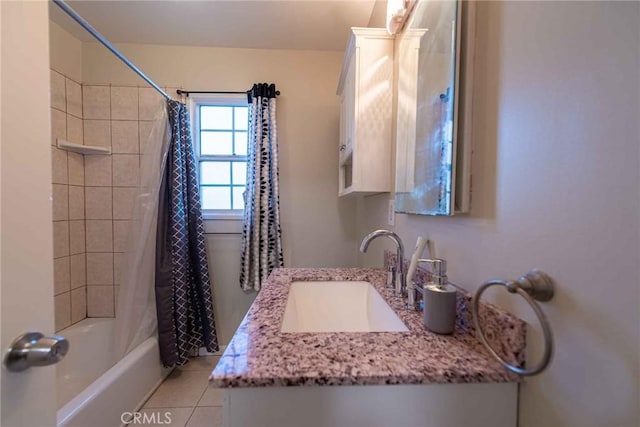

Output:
xmin=155 ymin=100 xmax=218 ymax=367
xmin=240 ymin=83 xmax=284 ymax=291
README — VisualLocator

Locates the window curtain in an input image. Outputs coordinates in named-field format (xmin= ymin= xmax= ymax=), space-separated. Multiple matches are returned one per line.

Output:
xmin=240 ymin=83 xmax=284 ymax=291
xmin=155 ymin=100 xmax=219 ymax=367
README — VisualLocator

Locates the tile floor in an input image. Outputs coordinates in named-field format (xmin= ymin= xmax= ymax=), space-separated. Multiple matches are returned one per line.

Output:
xmin=136 ymin=356 xmax=223 ymax=427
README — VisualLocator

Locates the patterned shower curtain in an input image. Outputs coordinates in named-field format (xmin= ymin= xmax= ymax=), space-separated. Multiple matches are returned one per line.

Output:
xmin=155 ymin=100 xmax=218 ymax=367
xmin=240 ymin=83 xmax=284 ymax=291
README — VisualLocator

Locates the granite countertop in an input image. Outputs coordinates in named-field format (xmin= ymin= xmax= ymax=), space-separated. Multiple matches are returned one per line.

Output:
xmin=209 ymin=268 xmax=525 ymax=388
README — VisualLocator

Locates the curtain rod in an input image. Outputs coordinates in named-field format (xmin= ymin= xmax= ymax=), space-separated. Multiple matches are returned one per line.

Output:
xmin=52 ymin=0 xmax=171 ymax=101
xmin=176 ymin=90 xmax=281 ymax=97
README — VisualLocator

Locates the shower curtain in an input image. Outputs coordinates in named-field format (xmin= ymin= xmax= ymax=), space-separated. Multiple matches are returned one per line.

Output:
xmin=114 ymin=105 xmax=170 ymax=359
xmin=155 ymin=100 xmax=218 ymax=367
xmin=239 ymin=83 xmax=284 ymax=291
xmin=114 ymin=99 xmax=218 ymax=367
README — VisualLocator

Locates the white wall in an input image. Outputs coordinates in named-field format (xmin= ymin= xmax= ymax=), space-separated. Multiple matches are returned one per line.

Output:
xmin=49 ymin=21 xmax=82 ymax=82
xmin=81 ymin=42 xmax=358 ymax=344
xmin=367 ymin=0 xmax=386 ymax=28
xmin=358 ymin=2 xmax=640 ymax=426
xmin=82 ymin=42 xmax=358 ymax=269
xmin=205 ymin=235 xmax=254 ymax=346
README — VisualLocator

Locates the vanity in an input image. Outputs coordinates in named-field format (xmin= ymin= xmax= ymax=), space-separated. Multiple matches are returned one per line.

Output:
xmin=210 ymin=267 xmax=526 ymax=427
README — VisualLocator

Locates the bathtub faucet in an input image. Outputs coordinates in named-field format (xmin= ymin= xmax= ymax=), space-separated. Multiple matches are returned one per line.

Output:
xmin=360 ymin=230 xmax=406 ymax=298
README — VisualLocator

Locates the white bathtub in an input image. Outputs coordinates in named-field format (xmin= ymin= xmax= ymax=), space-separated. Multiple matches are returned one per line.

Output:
xmin=57 ymin=318 xmax=171 ymax=427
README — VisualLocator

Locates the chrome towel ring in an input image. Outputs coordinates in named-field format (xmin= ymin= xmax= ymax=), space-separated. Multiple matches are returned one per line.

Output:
xmin=472 ymin=270 xmax=555 ymax=376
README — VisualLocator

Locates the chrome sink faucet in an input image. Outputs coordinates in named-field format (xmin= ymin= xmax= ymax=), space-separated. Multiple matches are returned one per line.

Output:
xmin=360 ymin=230 xmax=405 ymax=297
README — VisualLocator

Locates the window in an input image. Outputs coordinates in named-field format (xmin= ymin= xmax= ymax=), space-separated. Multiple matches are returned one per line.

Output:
xmin=191 ymin=95 xmax=249 ymax=216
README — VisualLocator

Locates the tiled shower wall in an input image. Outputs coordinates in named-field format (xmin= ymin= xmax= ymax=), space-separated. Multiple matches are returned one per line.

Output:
xmin=81 ymin=84 xmax=164 ymax=320
xmin=51 ymin=68 xmax=168 ymax=332
xmin=51 ymin=69 xmax=87 ymax=332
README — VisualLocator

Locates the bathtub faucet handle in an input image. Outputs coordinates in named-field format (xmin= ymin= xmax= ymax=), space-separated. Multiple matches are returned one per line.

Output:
xmin=3 ymin=332 xmax=69 ymax=372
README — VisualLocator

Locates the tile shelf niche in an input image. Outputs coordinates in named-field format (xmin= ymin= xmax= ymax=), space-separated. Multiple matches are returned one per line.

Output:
xmin=57 ymin=138 xmax=111 ymax=155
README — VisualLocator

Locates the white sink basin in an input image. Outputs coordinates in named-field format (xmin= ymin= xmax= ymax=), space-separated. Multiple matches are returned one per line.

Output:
xmin=280 ymin=281 xmax=409 ymax=333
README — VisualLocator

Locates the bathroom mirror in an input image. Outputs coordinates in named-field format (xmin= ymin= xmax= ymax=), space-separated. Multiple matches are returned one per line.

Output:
xmin=395 ymin=0 xmax=474 ymax=216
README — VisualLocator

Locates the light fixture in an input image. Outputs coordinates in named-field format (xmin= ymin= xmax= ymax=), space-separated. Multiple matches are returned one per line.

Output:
xmin=386 ymin=0 xmax=411 ymax=35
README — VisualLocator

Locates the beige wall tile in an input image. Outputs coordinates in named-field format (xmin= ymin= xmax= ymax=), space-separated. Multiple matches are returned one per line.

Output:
xmin=87 ymin=253 xmax=114 ymax=285
xmin=111 ymin=120 xmax=139 ymax=153
xmin=68 ymin=152 xmax=84 ymax=186
xmin=66 ymin=114 xmax=84 ymax=145
xmin=87 ymin=286 xmax=114 ymax=317
xmin=55 ymin=292 xmax=72 ymax=332
xmin=113 ymin=220 xmax=131 ymax=252
xmin=53 ymin=221 xmax=70 ymax=258
xmin=54 ymin=256 xmax=71 ymax=295
xmin=52 ymin=147 xmax=68 ymax=184
xmin=51 ymin=108 xmax=66 ymax=146
xmin=85 ymin=187 xmax=112 ymax=220
xmin=50 ymin=70 xmax=66 ymax=112
xmin=139 ymin=121 xmax=155 ymax=154
xmin=86 ymin=220 xmax=113 ymax=252
xmin=83 ymin=85 xmax=110 ymax=120
xmin=69 ymin=220 xmax=86 ymax=255
xmin=113 ymin=253 xmax=123 ymax=285
xmin=71 ymin=287 xmax=87 ymax=324
xmin=68 ymin=185 xmax=85 ymax=220
xmin=66 ymin=78 xmax=82 ymax=118
xmin=70 ymin=254 xmax=86 ymax=289
xmin=111 ymin=86 xmax=138 ymax=120
xmin=139 ymin=87 xmax=165 ymax=120
xmin=85 ymin=155 xmax=112 ymax=186
xmin=113 ymin=187 xmax=136 ymax=220
xmin=84 ymin=119 xmax=111 ymax=148
xmin=52 ymin=184 xmax=69 ymax=221
xmin=113 ymin=154 xmax=139 ymax=187
xmin=114 ymin=285 xmax=120 ymax=313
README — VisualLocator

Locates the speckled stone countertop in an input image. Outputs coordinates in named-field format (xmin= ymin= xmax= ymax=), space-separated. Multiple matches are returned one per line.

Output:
xmin=210 ymin=268 xmax=525 ymax=388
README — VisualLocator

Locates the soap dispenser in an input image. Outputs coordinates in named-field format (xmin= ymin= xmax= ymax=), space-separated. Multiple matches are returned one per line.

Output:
xmin=422 ymin=259 xmax=457 ymax=335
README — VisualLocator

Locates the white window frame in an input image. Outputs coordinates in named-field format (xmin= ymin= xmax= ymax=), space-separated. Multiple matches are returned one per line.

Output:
xmin=188 ymin=94 xmax=249 ymax=221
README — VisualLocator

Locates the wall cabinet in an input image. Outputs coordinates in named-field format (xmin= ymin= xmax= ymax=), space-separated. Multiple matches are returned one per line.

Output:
xmin=336 ymin=28 xmax=394 ymax=196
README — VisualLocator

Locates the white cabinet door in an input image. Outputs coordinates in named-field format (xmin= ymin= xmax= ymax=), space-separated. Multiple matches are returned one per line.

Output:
xmin=336 ymin=28 xmax=393 ymax=196
xmin=338 ymin=58 xmax=355 ymax=167
xmin=342 ymin=57 xmax=355 ymax=159
xmin=1 ymin=2 xmax=58 ymax=426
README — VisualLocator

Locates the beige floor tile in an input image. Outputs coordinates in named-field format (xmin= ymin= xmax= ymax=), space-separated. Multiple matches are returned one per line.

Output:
xmin=127 ymin=407 xmax=194 ymax=427
xmin=143 ymin=370 xmax=209 ymax=408
xmin=179 ymin=356 xmax=220 ymax=372
xmin=185 ymin=407 xmax=222 ymax=427
xmin=197 ymin=385 xmax=223 ymax=407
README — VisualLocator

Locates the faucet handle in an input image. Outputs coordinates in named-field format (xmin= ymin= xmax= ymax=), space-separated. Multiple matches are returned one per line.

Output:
xmin=419 ymin=258 xmax=447 ymax=276
xmin=385 ymin=265 xmax=396 ymax=289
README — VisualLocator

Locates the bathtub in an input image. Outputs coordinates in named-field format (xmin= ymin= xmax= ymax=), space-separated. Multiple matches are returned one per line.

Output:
xmin=57 ymin=318 xmax=171 ymax=427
